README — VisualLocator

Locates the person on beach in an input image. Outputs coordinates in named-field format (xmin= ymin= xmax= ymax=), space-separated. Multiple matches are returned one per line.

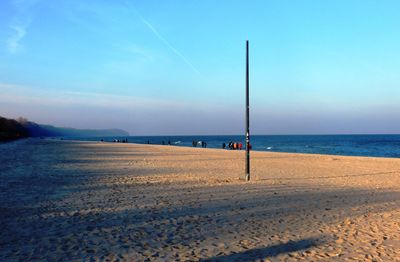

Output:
xmin=222 ymin=143 xmax=226 ymax=149
xmin=168 ymin=140 xmax=171 ymax=145
xmin=239 ymin=142 xmax=243 ymax=150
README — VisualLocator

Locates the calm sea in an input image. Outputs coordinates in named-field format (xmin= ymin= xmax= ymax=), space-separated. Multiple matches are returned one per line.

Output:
xmin=63 ymin=135 xmax=400 ymax=158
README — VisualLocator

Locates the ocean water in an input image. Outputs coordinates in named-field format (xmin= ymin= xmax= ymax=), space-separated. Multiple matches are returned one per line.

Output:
xmin=63 ymin=135 xmax=400 ymax=158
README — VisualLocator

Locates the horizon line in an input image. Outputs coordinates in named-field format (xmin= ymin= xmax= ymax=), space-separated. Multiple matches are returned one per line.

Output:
xmin=99 ymin=133 xmax=400 ymax=137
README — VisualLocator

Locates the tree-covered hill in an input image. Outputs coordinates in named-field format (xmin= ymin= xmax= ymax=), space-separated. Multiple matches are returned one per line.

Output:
xmin=0 ymin=116 xmax=129 ymax=141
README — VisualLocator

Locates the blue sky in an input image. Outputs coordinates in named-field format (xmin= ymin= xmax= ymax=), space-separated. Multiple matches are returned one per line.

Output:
xmin=1 ymin=0 xmax=400 ymax=135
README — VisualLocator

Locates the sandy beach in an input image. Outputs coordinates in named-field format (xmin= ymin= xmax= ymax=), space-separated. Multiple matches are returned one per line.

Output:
xmin=0 ymin=138 xmax=399 ymax=261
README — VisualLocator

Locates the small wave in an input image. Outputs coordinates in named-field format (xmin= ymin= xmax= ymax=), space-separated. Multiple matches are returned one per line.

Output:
xmin=174 ymin=141 xmax=181 ymax=144
xmin=266 ymin=146 xmax=272 ymax=150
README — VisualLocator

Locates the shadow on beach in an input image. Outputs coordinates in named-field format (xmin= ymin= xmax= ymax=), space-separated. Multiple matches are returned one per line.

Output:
xmin=200 ymin=237 xmax=322 ymax=261
xmin=1 ymin=139 xmax=399 ymax=260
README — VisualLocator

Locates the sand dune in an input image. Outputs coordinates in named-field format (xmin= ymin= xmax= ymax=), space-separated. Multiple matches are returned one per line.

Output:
xmin=0 ymin=139 xmax=399 ymax=261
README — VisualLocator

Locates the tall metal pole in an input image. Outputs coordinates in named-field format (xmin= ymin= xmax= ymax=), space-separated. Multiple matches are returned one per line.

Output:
xmin=245 ymin=40 xmax=250 ymax=181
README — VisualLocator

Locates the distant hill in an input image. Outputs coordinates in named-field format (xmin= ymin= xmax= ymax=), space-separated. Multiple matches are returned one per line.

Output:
xmin=22 ymin=121 xmax=129 ymax=137
xmin=0 ymin=116 xmax=29 ymax=141
xmin=0 ymin=116 xmax=129 ymax=141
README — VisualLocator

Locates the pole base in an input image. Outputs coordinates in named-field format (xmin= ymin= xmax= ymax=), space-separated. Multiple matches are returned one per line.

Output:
xmin=245 ymin=173 xmax=250 ymax=181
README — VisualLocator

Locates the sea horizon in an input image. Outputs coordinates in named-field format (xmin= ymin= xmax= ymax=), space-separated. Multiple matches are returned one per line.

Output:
xmin=110 ymin=133 xmax=400 ymax=136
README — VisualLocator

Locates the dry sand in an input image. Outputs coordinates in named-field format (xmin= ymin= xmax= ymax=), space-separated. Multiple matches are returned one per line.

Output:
xmin=0 ymin=138 xmax=399 ymax=261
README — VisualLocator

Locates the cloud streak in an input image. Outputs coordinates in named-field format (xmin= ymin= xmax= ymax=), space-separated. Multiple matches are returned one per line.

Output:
xmin=125 ymin=3 xmax=200 ymax=75
xmin=7 ymin=23 xmax=28 ymax=54
xmin=0 ymin=82 xmax=240 ymax=135
xmin=6 ymin=0 xmax=39 ymax=54
xmin=139 ymin=17 xmax=200 ymax=74
xmin=0 ymin=82 xmax=225 ymax=113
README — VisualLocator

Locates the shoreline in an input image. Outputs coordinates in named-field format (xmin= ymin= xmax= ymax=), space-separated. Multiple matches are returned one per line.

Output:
xmin=53 ymin=137 xmax=400 ymax=161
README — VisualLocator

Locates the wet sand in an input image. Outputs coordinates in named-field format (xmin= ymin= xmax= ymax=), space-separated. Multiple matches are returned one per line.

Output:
xmin=0 ymin=138 xmax=399 ymax=261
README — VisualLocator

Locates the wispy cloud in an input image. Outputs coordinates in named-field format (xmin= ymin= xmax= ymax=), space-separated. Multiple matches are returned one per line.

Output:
xmin=0 ymin=82 xmax=243 ymax=135
xmin=125 ymin=3 xmax=200 ymax=75
xmin=112 ymin=43 xmax=156 ymax=62
xmin=6 ymin=0 xmax=39 ymax=54
xmin=7 ymin=23 xmax=28 ymax=54
xmin=0 ymin=82 xmax=225 ymax=113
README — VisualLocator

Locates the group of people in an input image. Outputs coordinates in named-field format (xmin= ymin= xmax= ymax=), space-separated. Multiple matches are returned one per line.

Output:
xmin=192 ymin=140 xmax=207 ymax=148
xmin=222 ymin=141 xmax=243 ymax=150
xmin=101 ymin=138 xmax=128 ymax=143
xmin=101 ymin=138 xmax=252 ymax=150
xmin=147 ymin=140 xmax=172 ymax=145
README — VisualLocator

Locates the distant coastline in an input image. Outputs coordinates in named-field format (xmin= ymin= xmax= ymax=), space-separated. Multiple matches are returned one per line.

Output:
xmin=0 ymin=116 xmax=129 ymax=142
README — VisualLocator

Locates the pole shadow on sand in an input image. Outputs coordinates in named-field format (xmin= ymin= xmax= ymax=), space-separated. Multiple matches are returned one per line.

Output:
xmin=200 ymin=237 xmax=322 ymax=261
